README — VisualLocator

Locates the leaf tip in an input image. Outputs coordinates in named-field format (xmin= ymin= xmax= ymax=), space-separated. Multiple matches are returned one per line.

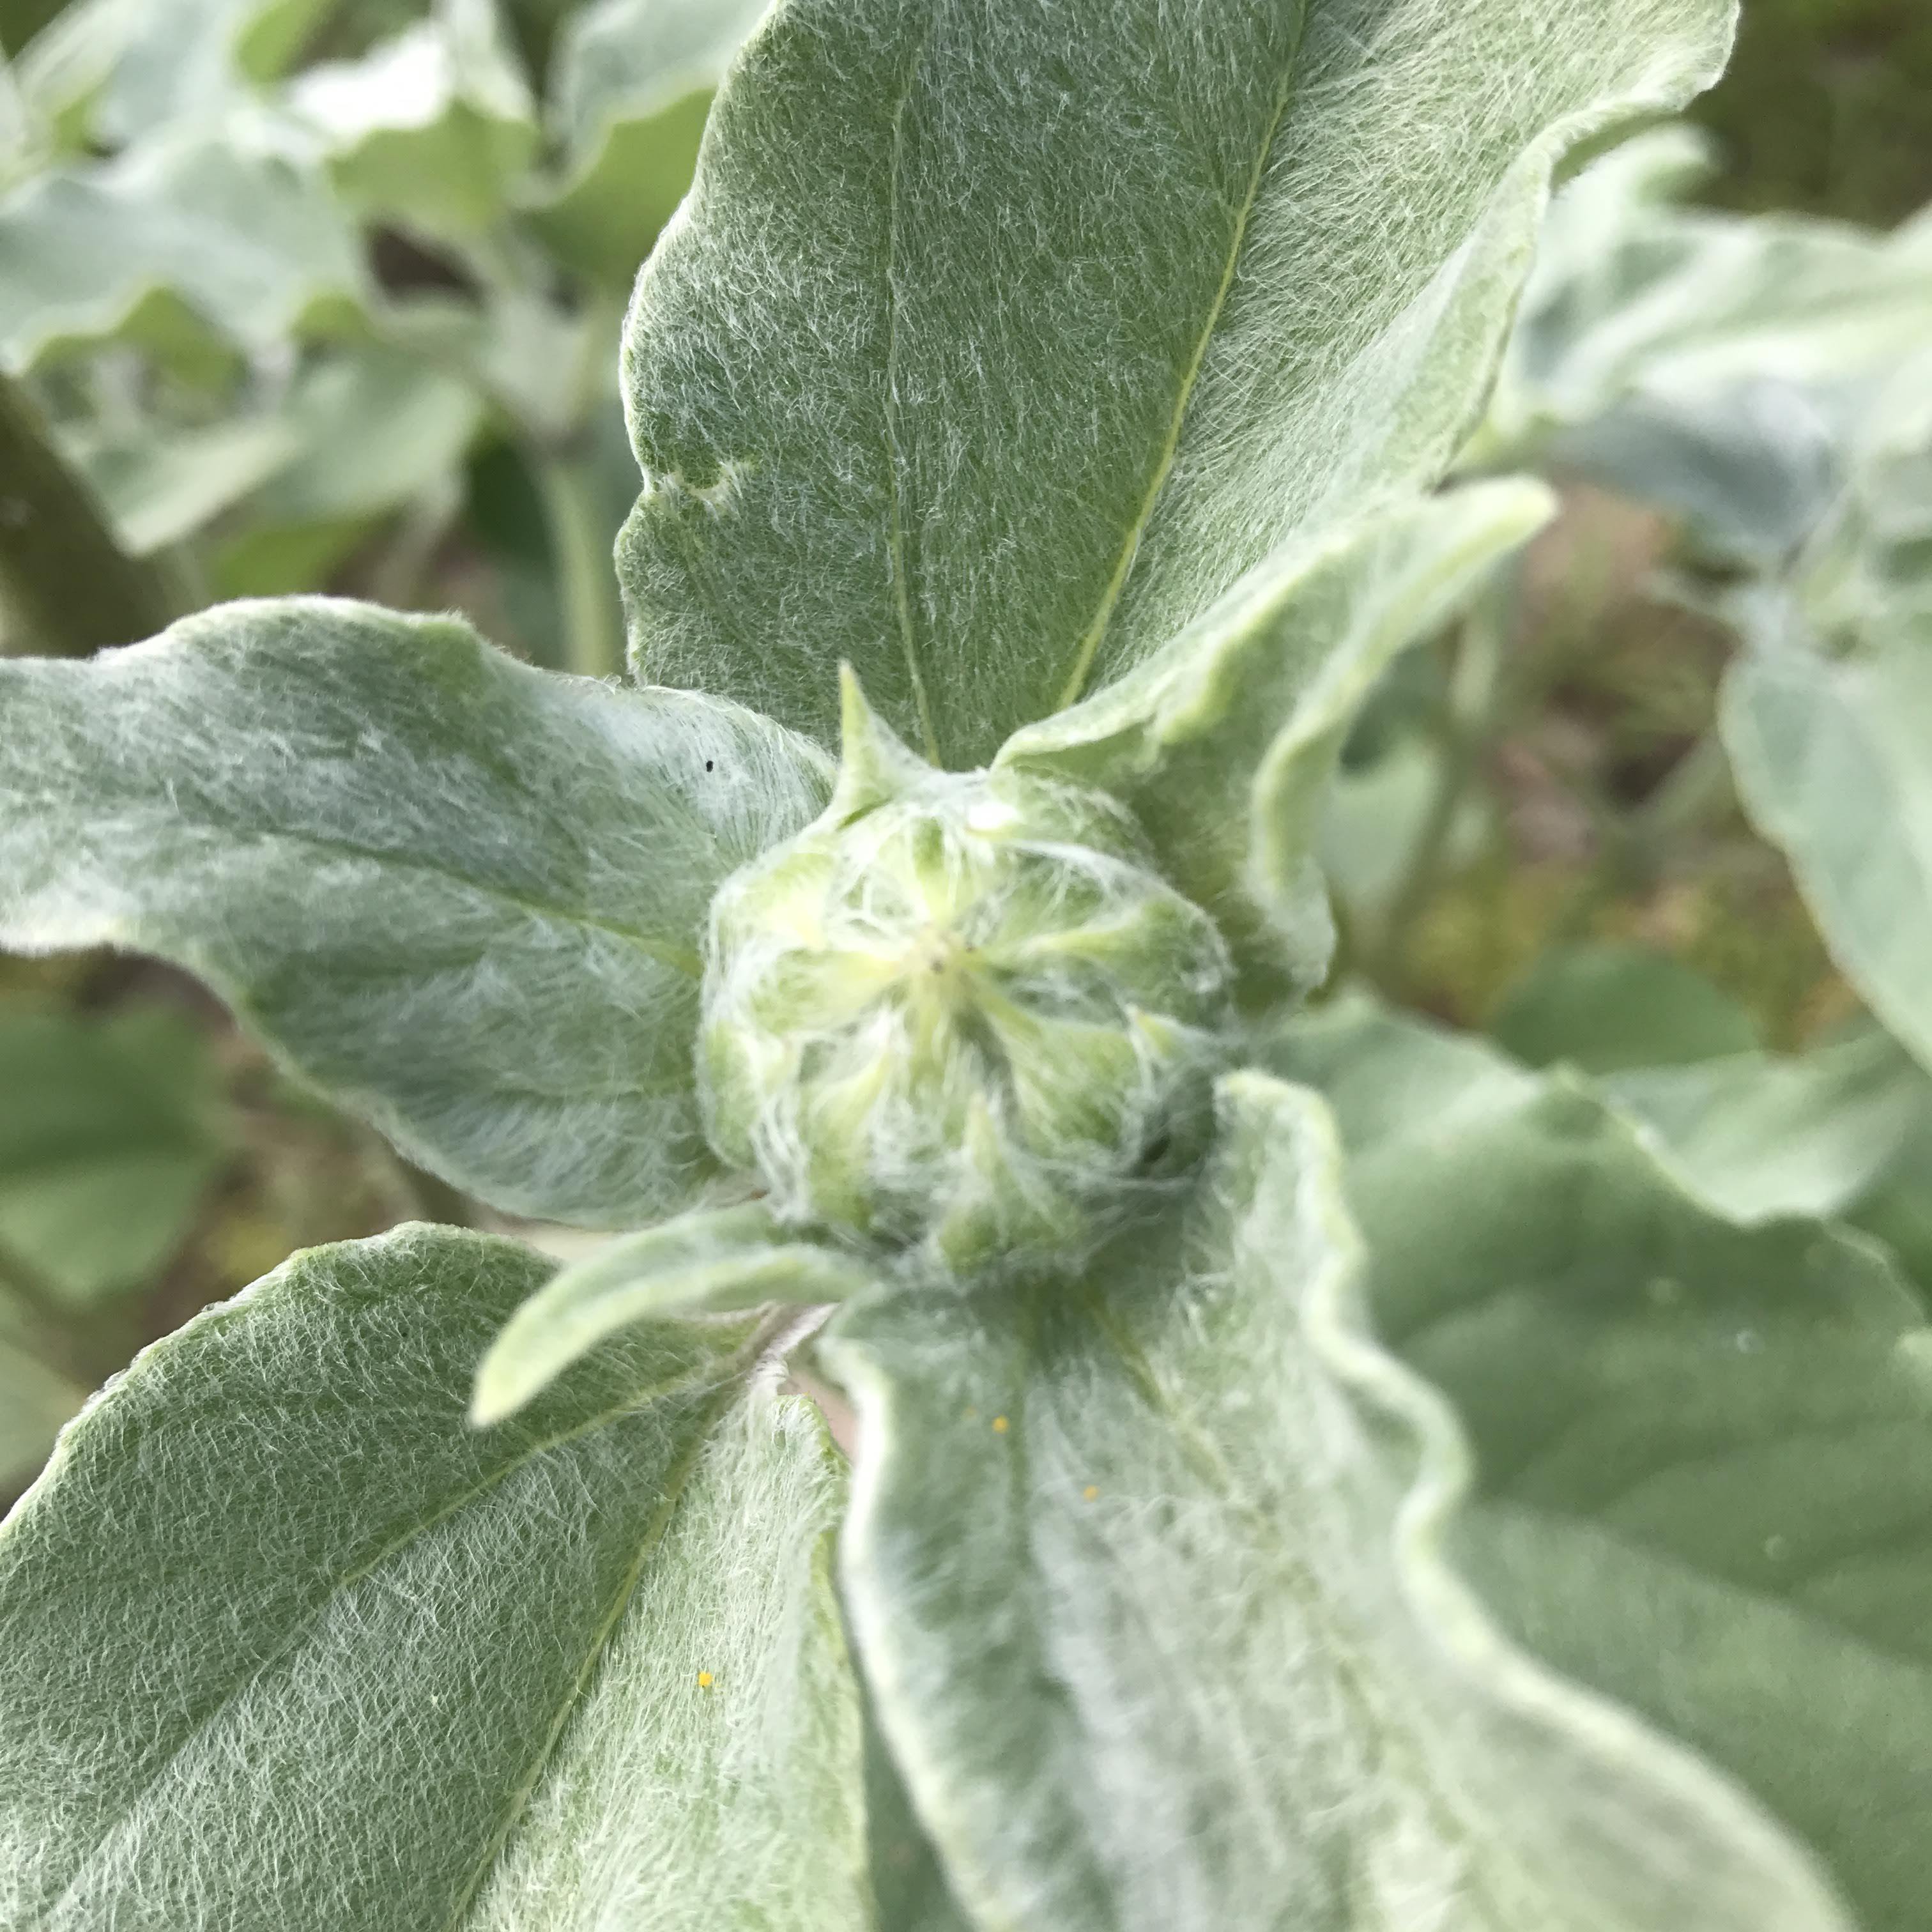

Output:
xmin=467 ymin=1356 xmax=530 ymax=1430
xmin=829 ymin=663 xmax=928 ymax=819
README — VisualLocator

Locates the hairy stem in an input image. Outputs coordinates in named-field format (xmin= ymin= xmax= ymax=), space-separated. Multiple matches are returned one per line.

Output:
xmin=0 ymin=371 xmax=181 ymax=658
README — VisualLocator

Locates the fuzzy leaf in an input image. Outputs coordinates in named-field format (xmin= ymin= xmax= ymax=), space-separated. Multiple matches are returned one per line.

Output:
xmin=526 ymin=0 xmax=764 ymax=285
xmin=1787 ymin=347 xmax=1932 ymax=650
xmin=1321 ymin=735 xmax=1489 ymax=930
xmin=619 ymin=0 xmax=1733 ymax=765
xmin=287 ymin=0 xmax=539 ymax=238
xmin=1471 ymin=128 xmax=1932 ymax=563
xmin=1267 ymin=999 xmax=1932 ymax=1932
xmin=861 ymin=1689 xmax=974 ymax=1932
xmin=998 ymin=482 xmax=1552 ymax=1002
xmin=1483 ymin=129 xmax=1932 ymax=439
xmin=0 ymin=599 xmax=831 ymax=1225
xmin=1468 ymin=126 xmax=1932 ymax=564
xmin=1713 ymin=349 xmax=1932 ymax=1077
xmin=61 ymin=341 xmax=487 ymax=556
xmin=1722 ymin=618 xmax=1932 ymax=1082
xmin=0 ymin=123 xmax=367 ymax=372
xmin=1489 ymin=941 xmax=1759 ymax=1075
xmin=825 ymin=1069 xmax=1847 ymax=1932
xmin=0 ymin=1004 xmax=231 ymax=1305
xmin=63 ymin=408 xmax=309 ymax=555
xmin=1600 ymin=1029 xmax=1932 ymax=1225
xmin=15 ymin=0 xmax=331 ymax=147
xmin=473 ymin=1200 xmax=876 ymax=1426
xmin=1287 ymin=988 xmax=1932 ymax=1234
xmin=257 ymin=342 xmax=486 ymax=522
xmin=0 ymin=1225 xmax=870 ymax=1929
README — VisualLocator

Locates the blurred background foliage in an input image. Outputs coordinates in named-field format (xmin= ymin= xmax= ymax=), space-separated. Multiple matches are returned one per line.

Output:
xmin=0 ymin=0 xmax=1928 ymax=1507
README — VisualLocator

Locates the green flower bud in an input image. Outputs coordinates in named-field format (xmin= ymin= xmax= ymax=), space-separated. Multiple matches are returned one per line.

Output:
xmin=698 ymin=672 xmax=1234 ymax=1275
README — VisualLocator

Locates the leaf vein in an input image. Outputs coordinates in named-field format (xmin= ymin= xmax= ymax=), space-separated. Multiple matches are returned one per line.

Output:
xmin=1052 ymin=47 xmax=1303 ymax=712
xmin=883 ymin=18 xmax=942 ymax=766
xmin=435 ymin=1377 xmax=744 ymax=1928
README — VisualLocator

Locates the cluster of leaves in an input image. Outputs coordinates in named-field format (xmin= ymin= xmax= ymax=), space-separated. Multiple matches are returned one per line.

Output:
xmin=3 ymin=2 xmax=1932 ymax=1929
xmin=0 ymin=0 xmax=759 ymax=668
xmin=0 ymin=0 xmax=758 ymax=1498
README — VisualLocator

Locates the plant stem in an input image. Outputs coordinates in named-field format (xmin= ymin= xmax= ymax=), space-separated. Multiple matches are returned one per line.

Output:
xmin=532 ymin=445 xmax=624 ymax=679
xmin=1370 ymin=562 xmax=1517 ymax=983
xmin=0 ymin=370 xmax=181 ymax=657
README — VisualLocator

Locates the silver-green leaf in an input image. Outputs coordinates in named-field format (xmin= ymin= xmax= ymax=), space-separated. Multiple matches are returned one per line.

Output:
xmin=0 ymin=122 xmax=367 ymax=372
xmin=1469 ymin=127 xmax=1932 ymax=564
xmin=14 ymin=0 xmax=330 ymax=148
xmin=1268 ymin=997 xmax=1932 ymax=1932
xmin=1600 ymin=1027 xmax=1931 ymax=1225
xmin=619 ymin=0 xmax=1734 ymax=765
xmin=825 ymin=1069 xmax=1846 ymax=1932
xmin=997 ymin=481 xmax=1552 ymax=1002
xmin=1722 ymin=612 xmax=1932 ymax=1082
xmin=1489 ymin=940 xmax=1759 ymax=1076
xmin=0 ymin=598 xmax=831 ymax=1225
xmin=526 ymin=0 xmax=765 ymax=286
xmin=0 ymin=1225 xmax=870 ymax=1931
xmin=474 ymin=1199 xmax=877 ymax=1426
xmin=0 ymin=1003 xmax=232 ymax=1305
xmin=286 ymin=0 xmax=539 ymax=238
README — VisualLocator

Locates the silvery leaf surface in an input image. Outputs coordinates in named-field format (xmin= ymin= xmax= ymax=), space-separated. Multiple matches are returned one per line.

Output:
xmin=1266 ymin=994 xmax=1932 ymax=1932
xmin=0 ymin=1225 xmax=870 ymax=1931
xmin=0 ymin=597 xmax=831 ymax=1225
xmin=1471 ymin=125 xmax=1932 ymax=564
xmin=997 ymin=482 xmax=1553 ymax=1003
xmin=0 ymin=121 xmax=368 ymax=372
xmin=285 ymin=0 xmax=539 ymax=238
xmin=525 ymin=0 xmax=766 ymax=285
xmin=15 ymin=0 xmax=329 ymax=147
xmin=824 ymin=1068 xmax=1849 ymax=1932
xmin=619 ymin=0 xmax=1735 ymax=765
xmin=1721 ymin=360 xmax=1932 ymax=1083
xmin=474 ymin=1199 xmax=878 ymax=1425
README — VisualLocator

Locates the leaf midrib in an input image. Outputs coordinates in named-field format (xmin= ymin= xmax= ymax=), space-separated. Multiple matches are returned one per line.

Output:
xmin=1049 ymin=37 xmax=1306 ymax=715
xmin=884 ymin=18 xmax=942 ymax=767
xmin=1073 ymin=1291 xmax=1528 ymax=1924
xmin=437 ymin=1376 xmax=744 ymax=1928
xmin=84 ymin=807 xmax=705 ymax=979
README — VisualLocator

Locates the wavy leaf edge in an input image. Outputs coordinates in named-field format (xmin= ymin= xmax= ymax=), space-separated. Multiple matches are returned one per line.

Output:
xmin=832 ymin=1067 xmax=1851 ymax=1929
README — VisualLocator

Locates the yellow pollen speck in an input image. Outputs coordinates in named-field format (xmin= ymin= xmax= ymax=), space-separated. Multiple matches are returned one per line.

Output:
xmin=696 ymin=1671 xmax=714 ymax=1690
xmin=992 ymin=1415 xmax=1009 ymax=1434
xmin=1082 ymin=1485 xmax=1099 ymax=1501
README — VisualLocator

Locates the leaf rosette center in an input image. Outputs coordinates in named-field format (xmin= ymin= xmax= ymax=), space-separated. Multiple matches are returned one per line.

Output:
xmin=699 ymin=682 xmax=1234 ymax=1275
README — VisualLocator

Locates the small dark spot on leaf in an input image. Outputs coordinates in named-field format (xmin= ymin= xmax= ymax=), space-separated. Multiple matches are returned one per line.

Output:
xmin=705 ymin=760 xmax=715 ymax=772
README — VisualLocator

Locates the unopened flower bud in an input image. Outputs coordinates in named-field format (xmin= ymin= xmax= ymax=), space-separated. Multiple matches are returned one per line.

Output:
xmin=698 ymin=673 xmax=1234 ymax=1275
